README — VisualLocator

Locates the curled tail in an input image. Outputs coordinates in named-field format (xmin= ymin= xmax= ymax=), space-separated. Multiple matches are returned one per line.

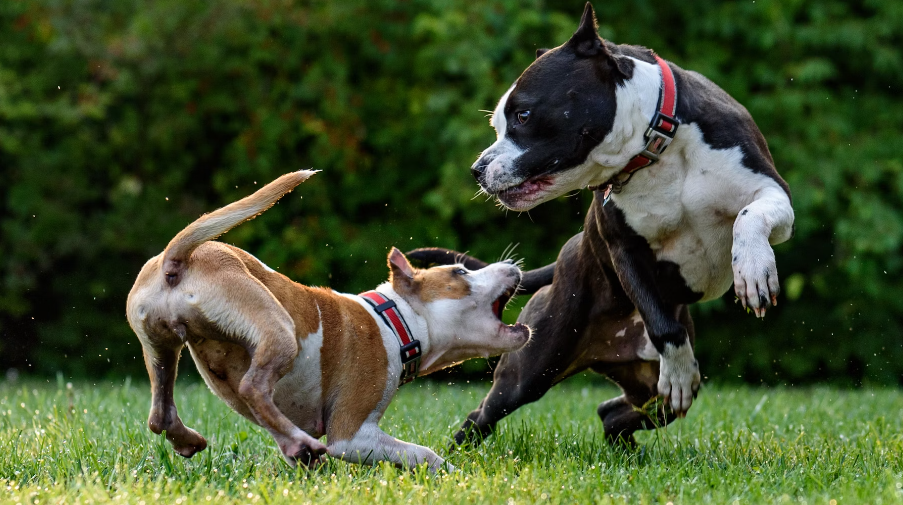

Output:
xmin=162 ymin=170 xmax=317 ymax=285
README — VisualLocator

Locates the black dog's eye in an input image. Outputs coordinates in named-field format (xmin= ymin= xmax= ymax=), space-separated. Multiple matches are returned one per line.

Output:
xmin=453 ymin=268 xmax=468 ymax=276
xmin=516 ymin=110 xmax=531 ymax=124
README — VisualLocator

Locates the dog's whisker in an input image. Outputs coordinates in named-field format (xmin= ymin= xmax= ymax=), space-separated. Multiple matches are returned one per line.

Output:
xmin=498 ymin=243 xmax=521 ymax=264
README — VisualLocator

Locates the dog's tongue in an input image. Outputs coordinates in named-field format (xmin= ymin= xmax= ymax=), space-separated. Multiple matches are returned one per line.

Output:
xmin=492 ymin=299 xmax=501 ymax=319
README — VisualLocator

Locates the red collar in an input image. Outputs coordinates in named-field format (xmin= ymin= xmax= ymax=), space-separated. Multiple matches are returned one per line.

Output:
xmin=595 ymin=54 xmax=679 ymax=201
xmin=360 ymin=291 xmax=422 ymax=386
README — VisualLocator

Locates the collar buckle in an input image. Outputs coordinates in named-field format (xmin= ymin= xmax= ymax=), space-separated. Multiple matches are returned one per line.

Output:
xmin=400 ymin=340 xmax=422 ymax=362
xmin=641 ymin=111 xmax=679 ymax=161
xmin=600 ymin=56 xmax=679 ymax=199
xmin=399 ymin=341 xmax=422 ymax=385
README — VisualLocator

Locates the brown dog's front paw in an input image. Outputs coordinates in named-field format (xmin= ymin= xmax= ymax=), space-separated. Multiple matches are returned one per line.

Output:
xmin=280 ymin=436 xmax=328 ymax=468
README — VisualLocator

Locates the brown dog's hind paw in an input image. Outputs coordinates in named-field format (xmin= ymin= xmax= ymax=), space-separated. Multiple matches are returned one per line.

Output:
xmin=170 ymin=427 xmax=208 ymax=458
xmin=173 ymin=435 xmax=208 ymax=458
xmin=149 ymin=410 xmax=209 ymax=458
xmin=291 ymin=446 xmax=327 ymax=468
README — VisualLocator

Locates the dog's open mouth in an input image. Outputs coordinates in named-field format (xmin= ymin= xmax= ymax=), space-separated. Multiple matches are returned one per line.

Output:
xmin=492 ymin=286 xmax=530 ymax=342
xmin=496 ymin=175 xmax=554 ymax=200
xmin=490 ymin=174 xmax=556 ymax=211
xmin=492 ymin=288 xmax=515 ymax=321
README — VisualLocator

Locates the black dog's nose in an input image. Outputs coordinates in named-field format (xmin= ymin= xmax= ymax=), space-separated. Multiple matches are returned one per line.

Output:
xmin=470 ymin=160 xmax=488 ymax=182
xmin=470 ymin=159 xmax=488 ymax=182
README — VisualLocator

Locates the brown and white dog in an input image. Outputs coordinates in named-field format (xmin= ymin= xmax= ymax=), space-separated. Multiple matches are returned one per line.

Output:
xmin=126 ymin=171 xmax=529 ymax=470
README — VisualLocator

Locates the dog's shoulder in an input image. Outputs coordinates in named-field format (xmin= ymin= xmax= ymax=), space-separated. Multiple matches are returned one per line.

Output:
xmin=670 ymin=64 xmax=791 ymax=199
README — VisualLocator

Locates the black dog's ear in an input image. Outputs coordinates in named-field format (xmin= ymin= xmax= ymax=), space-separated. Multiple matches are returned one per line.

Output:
xmin=568 ymin=3 xmax=605 ymax=58
xmin=535 ymin=48 xmax=550 ymax=59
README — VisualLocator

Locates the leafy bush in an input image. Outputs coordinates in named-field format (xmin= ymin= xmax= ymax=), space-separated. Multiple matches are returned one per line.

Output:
xmin=0 ymin=0 xmax=900 ymax=385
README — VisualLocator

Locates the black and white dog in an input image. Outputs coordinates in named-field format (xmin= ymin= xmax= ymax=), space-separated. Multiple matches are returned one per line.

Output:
xmin=409 ymin=3 xmax=793 ymax=446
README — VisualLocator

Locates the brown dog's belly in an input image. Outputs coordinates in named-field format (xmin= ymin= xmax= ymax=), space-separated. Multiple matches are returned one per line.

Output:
xmin=188 ymin=339 xmax=256 ymax=423
xmin=272 ymin=329 xmax=326 ymax=438
xmin=189 ymin=337 xmax=325 ymax=437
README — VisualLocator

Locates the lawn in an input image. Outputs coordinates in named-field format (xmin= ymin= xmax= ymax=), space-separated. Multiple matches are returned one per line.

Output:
xmin=1 ymin=375 xmax=902 ymax=504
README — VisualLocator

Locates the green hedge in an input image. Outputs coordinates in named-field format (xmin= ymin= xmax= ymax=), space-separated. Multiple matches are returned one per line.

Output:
xmin=1 ymin=0 xmax=901 ymax=385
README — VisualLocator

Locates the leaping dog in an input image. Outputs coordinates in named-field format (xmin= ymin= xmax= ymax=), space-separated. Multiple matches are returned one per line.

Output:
xmin=409 ymin=3 xmax=793 ymax=447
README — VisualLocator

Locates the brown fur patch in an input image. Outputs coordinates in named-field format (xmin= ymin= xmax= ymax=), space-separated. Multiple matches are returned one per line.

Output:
xmin=414 ymin=267 xmax=471 ymax=303
xmin=314 ymin=289 xmax=389 ymax=442
xmin=224 ymin=244 xmax=321 ymax=338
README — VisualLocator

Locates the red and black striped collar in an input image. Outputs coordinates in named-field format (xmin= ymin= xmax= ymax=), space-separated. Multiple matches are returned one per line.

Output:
xmin=594 ymin=54 xmax=679 ymax=201
xmin=360 ymin=291 xmax=422 ymax=386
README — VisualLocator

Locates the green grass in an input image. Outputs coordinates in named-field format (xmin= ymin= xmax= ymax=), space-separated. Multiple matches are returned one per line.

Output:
xmin=1 ymin=376 xmax=902 ymax=504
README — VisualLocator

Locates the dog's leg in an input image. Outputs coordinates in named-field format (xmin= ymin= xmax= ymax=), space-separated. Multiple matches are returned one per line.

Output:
xmin=454 ymin=283 xmax=585 ymax=448
xmin=196 ymin=268 xmax=327 ymax=467
xmin=598 ymin=206 xmax=700 ymax=416
xmin=328 ymin=423 xmax=450 ymax=472
xmin=454 ymin=349 xmax=557 ymax=447
xmin=732 ymin=186 xmax=794 ymax=318
xmin=596 ymin=305 xmax=695 ymax=446
xmin=143 ymin=345 xmax=208 ymax=458
xmin=238 ymin=341 xmax=327 ymax=467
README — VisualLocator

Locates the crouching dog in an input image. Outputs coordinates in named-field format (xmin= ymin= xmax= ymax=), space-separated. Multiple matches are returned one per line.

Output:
xmin=127 ymin=171 xmax=530 ymax=470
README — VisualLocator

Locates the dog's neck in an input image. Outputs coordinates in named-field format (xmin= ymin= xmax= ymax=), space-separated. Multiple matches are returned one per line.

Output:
xmin=585 ymin=56 xmax=666 ymax=187
xmin=371 ymin=283 xmax=431 ymax=358
xmin=369 ymin=283 xmax=480 ymax=379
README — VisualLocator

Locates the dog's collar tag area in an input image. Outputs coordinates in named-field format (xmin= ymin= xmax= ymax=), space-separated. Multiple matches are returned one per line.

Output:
xmin=592 ymin=54 xmax=679 ymax=201
xmin=360 ymin=291 xmax=422 ymax=386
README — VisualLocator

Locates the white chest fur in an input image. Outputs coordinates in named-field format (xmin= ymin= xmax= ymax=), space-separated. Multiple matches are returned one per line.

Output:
xmin=610 ymin=123 xmax=789 ymax=301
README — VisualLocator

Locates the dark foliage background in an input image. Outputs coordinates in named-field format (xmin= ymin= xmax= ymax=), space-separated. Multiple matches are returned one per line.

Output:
xmin=1 ymin=0 xmax=901 ymax=385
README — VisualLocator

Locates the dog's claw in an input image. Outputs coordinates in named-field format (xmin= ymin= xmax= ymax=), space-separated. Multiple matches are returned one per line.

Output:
xmin=732 ymin=238 xmax=780 ymax=318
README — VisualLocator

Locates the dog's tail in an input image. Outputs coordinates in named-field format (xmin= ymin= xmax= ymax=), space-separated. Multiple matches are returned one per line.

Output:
xmin=161 ymin=170 xmax=317 ymax=285
xmin=406 ymin=247 xmax=555 ymax=295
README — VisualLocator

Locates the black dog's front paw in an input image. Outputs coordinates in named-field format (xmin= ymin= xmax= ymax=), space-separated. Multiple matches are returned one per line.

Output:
xmin=450 ymin=418 xmax=493 ymax=451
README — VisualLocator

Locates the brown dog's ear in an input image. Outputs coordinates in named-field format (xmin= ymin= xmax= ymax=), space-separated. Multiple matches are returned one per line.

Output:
xmin=535 ymin=48 xmax=550 ymax=59
xmin=388 ymin=247 xmax=415 ymax=289
xmin=568 ymin=3 xmax=605 ymax=58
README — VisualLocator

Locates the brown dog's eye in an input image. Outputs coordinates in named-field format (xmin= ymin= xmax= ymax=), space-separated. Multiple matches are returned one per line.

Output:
xmin=517 ymin=111 xmax=531 ymax=124
xmin=453 ymin=268 xmax=467 ymax=276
